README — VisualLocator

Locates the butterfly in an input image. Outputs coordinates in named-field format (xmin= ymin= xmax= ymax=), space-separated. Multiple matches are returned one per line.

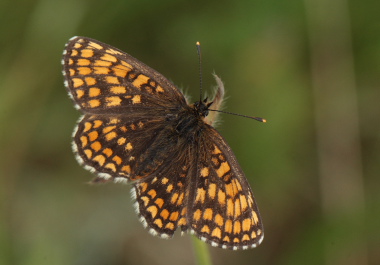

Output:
xmin=62 ymin=36 xmax=264 ymax=250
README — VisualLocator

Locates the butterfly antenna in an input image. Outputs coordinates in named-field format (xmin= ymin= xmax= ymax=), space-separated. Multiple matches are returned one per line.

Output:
xmin=196 ymin=41 xmax=203 ymax=101
xmin=209 ymin=109 xmax=267 ymax=123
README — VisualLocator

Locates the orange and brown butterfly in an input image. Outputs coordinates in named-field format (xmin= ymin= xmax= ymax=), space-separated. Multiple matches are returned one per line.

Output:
xmin=62 ymin=36 xmax=265 ymax=250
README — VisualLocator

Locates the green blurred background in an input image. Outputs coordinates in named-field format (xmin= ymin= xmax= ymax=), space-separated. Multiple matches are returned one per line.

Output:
xmin=1 ymin=0 xmax=379 ymax=264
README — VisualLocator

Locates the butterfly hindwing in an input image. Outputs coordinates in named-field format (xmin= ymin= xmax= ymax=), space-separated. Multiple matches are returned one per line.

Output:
xmin=73 ymin=114 xmax=180 ymax=183
xmin=131 ymin=146 xmax=194 ymax=238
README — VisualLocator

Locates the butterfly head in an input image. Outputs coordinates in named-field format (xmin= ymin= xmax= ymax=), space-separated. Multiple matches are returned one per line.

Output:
xmin=194 ymin=98 xmax=213 ymax=118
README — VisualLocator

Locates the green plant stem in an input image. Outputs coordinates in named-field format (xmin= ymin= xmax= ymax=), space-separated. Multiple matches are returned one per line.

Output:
xmin=191 ymin=236 xmax=213 ymax=265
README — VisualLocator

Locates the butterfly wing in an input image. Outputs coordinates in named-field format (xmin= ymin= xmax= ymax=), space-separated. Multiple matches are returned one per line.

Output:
xmin=188 ymin=125 xmax=264 ymax=250
xmin=62 ymin=36 xmax=187 ymax=114
xmin=131 ymin=145 xmax=194 ymax=238
xmin=73 ymin=113 xmax=195 ymax=183
xmin=63 ymin=36 xmax=189 ymax=182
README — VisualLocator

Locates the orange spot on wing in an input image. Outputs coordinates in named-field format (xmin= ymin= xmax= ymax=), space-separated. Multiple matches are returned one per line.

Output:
xmin=101 ymin=54 xmax=117 ymax=62
xmin=77 ymin=59 xmax=90 ymax=66
xmin=110 ymin=86 xmax=126 ymax=94
xmin=93 ymin=67 xmax=110 ymax=74
xmin=83 ymin=122 xmax=92 ymax=132
xmin=214 ymin=214 xmax=224 ymax=226
xmin=233 ymin=220 xmax=241 ymax=234
xmin=148 ymin=189 xmax=157 ymax=198
xmin=139 ymin=182 xmax=148 ymax=192
xmin=141 ymin=196 xmax=149 ymax=206
xmin=80 ymin=136 xmax=88 ymax=147
xmin=252 ymin=211 xmax=259 ymax=225
xmin=169 ymin=211 xmax=179 ymax=221
xmin=81 ymin=49 xmax=94 ymax=58
xmin=171 ymin=193 xmax=179 ymax=204
xmin=208 ymin=183 xmax=216 ymax=199
xmin=105 ymin=131 xmax=117 ymax=141
xmin=69 ymin=69 xmax=75 ymax=76
xmin=242 ymin=234 xmax=250 ymax=241
xmin=225 ymin=219 xmax=232 ymax=233
xmin=89 ymin=87 xmax=101 ymax=97
xmin=112 ymin=155 xmax=122 ymax=165
xmin=160 ymin=209 xmax=169 ymax=220
xmin=132 ymin=95 xmax=141 ymax=104
xmin=218 ymin=190 xmax=226 ymax=205
xmin=72 ymin=78 xmax=84 ymax=88
xmin=125 ymin=142 xmax=133 ymax=150
xmin=166 ymin=184 xmax=173 ymax=193
xmin=102 ymin=148 xmax=113 ymax=157
xmin=90 ymin=141 xmax=102 ymax=152
xmin=106 ymin=76 xmax=119 ymax=84
xmin=227 ymin=198 xmax=234 ymax=217
xmin=113 ymin=66 xmax=129 ymax=77
xmin=177 ymin=192 xmax=184 ymax=205
xmin=147 ymin=205 xmax=158 ymax=218
xmin=216 ymin=162 xmax=230 ymax=178
xmin=153 ymin=218 xmax=163 ymax=228
xmin=161 ymin=178 xmax=169 ymax=184
xmin=93 ymin=154 xmax=106 ymax=166
xmin=234 ymin=198 xmax=241 ymax=218
xmin=84 ymin=149 xmax=92 ymax=158
xmin=88 ymin=131 xmax=99 ymax=142
xmin=121 ymin=165 xmax=131 ymax=174
xmin=106 ymin=96 xmax=122 ymax=106
xmin=211 ymin=227 xmax=222 ymax=239
xmin=201 ymin=225 xmax=210 ymax=234
xmin=94 ymin=60 xmax=112 ymax=67
xmin=88 ymin=99 xmax=101 ymax=108
xmin=155 ymin=198 xmax=164 ymax=208
xmin=193 ymin=209 xmax=202 ymax=221
xmin=132 ymin=74 xmax=149 ymax=88
xmin=203 ymin=208 xmax=213 ymax=220
xmin=213 ymin=145 xmax=221 ymax=154
xmin=121 ymin=60 xmax=132 ymax=68
xmin=195 ymin=188 xmax=206 ymax=203
xmin=242 ymin=218 xmax=251 ymax=232
xmin=93 ymin=120 xmax=103 ymax=128
xmin=240 ymin=194 xmax=248 ymax=211
xmin=165 ymin=222 xmax=175 ymax=230
xmin=117 ymin=137 xmax=126 ymax=145
xmin=105 ymin=163 xmax=116 ymax=172
xmin=88 ymin=41 xmax=103 ymax=50
xmin=200 ymin=167 xmax=209 ymax=177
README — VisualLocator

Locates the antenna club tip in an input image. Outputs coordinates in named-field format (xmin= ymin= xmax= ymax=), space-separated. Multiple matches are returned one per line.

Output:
xmin=262 ymin=119 xmax=267 ymax=123
xmin=196 ymin=41 xmax=200 ymax=45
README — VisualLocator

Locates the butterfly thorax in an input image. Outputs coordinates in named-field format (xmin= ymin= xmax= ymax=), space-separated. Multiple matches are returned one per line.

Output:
xmin=166 ymin=100 xmax=211 ymax=142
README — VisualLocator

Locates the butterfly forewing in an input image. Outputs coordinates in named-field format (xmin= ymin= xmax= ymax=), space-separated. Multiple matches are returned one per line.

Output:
xmin=63 ymin=36 xmax=187 ymax=114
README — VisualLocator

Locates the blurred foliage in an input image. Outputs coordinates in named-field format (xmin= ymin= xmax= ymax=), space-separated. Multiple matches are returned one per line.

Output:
xmin=0 ymin=0 xmax=379 ymax=264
